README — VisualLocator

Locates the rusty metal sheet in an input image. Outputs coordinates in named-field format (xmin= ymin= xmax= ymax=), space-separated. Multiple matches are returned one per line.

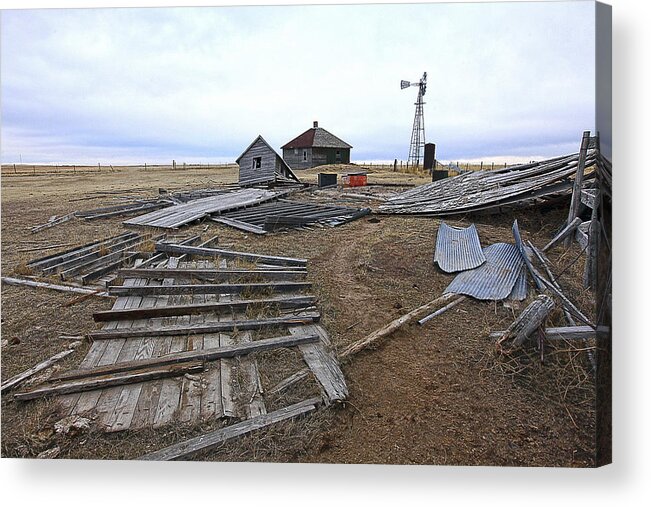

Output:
xmin=444 ymin=243 xmax=525 ymax=301
xmin=433 ymin=222 xmax=486 ymax=273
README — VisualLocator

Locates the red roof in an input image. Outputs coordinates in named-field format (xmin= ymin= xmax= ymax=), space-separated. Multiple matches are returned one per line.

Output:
xmin=281 ymin=129 xmax=316 ymax=149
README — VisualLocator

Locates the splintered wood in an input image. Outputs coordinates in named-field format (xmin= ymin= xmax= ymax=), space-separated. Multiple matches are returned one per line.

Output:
xmin=35 ymin=244 xmax=348 ymax=435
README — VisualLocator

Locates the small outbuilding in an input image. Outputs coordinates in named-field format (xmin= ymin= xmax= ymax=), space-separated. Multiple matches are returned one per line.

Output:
xmin=281 ymin=121 xmax=352 ymax=170
xmin=236 ymin=135 xmax=300 ymax=186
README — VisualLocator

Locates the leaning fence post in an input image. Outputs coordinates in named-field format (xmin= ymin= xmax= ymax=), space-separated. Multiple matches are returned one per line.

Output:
xmin=565 ymin=130 xmax=591 ymax=247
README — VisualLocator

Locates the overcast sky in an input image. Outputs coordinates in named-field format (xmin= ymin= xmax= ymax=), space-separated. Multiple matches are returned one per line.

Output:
xmin=0 ymin=1 xmax=596 ymax=164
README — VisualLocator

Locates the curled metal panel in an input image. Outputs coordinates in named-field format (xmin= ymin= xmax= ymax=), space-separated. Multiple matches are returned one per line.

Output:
xmin=507 ymin=267 xmax=528 ymax=301
xmin=444 ymin=243 xmax=525 ymax=301
xmin=433 ymin=222 xmax=486 ymax=273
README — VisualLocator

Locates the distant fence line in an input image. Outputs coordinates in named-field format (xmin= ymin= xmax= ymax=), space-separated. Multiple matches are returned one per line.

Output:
xmin=0 ymin=162 xmax=237 ymax=176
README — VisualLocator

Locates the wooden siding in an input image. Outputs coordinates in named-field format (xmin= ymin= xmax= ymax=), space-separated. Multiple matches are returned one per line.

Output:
xmin=283 ymin=147 xmax=349 ymax=170
xmin=282 ymin=148 xmax=313 ymax=170
xmin=239 ymin=138 xmax=279 ymax=184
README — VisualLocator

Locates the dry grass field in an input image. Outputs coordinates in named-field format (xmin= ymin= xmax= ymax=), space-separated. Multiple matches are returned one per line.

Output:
xmin=1 ymin=164 xmax=596 ymax=465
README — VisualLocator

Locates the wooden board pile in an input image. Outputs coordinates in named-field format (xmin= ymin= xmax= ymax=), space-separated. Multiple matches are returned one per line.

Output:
xmin=212 ymin=199 xmax=371 ymax=235
xmin=378 ymin=151 xmax=597 ymax=216
xmin=26 ymin=232 xmax=161 ymax=286
xmin=11 ymin=239 xmax=348 ymax=459
xmin=123 ymin=187 xmax=297 ymax=229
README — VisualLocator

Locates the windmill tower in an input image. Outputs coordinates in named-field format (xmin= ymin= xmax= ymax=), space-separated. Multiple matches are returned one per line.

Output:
xmin=401 ymin=72 xmax=427 ymax=170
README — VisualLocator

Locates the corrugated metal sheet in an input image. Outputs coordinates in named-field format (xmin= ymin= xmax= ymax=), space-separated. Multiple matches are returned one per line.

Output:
xmin=444 ymin=243 xmax=525 ymax=300
xmin=507 ymin=268 xmax=528 ymax=301
xmin=433 ymin=222 xmax=486 ymax=273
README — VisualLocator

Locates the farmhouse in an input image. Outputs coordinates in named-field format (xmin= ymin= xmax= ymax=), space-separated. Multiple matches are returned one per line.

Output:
xmin=281 ymin=121 xmax=352 ymax=170
xmin=236 ymin=135 xmax=300 ymax=186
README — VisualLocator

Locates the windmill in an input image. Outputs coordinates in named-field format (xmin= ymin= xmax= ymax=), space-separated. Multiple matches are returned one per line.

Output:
xmin=401 ymin=72 xmax=427 ymax=170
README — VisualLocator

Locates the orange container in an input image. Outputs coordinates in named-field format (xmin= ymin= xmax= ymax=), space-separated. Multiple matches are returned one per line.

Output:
xmin=347 ymin=174 xmax=367 ymax=187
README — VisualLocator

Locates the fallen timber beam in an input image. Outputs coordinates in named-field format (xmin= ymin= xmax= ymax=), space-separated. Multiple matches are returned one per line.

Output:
xmin=1 ymin=348 xmax=77 ymax=394
xmin=340 ymin=293 xmax=457 ymax=358
xmin=54 ymin=333 xmax=320 ymax=381
xmin=155 ymin=243 xmax=307 ymax=267
xmin=14 ymin=361 xmax=205 ymax=401
xmin=117 ymin=267 xmax=307 ymax=281
xmin=88 ymin=314 xmax=321 ymax=340
xmin=542 ymin=217 xmax=583 ymax=252
xmin=139 ymin=397 xmax=322 ymax=461
xmin=107 ymin=281 xmax=312 ymax=296
xmin=92 ymin=295 xmax=316 ymax=322
xmin=489 ymin=325 xmax=595 ymax=342
xmin=1 ymin=277 xmax=112 ymax=298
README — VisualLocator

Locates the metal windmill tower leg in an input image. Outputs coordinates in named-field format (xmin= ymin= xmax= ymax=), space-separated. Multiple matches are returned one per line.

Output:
xmin=407 ymin=94 xmax=425 ymax=170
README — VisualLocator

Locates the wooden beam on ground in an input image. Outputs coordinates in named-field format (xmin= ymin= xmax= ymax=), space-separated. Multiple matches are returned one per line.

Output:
xmin=92 ymin=295 xmax=316 ymax=322
xmin=1 ymin=277 xmax=112 ymax=298
xmin=1 ymin=348 xmax=77 ymax=394
xmin=13 ymin=362 xmax=205 ymax=401
xmin=288 ymin=325 xmax=348 ymax=403
xmin=54 ymin=333 xmax=320 ymax=381
xmin=155 ymin=243 xmax=307 ymax=267
xmin=87 ymin=314 xmax=321 ymax=340
xmin=30 ymin=212 xmax=76 ymax=234
xmin=107 ymin=281 xmax=311 ymax=296
xmin=543 ymin=217 xmax=583 ymax=252
xmin=489 ymin=325 xmax=595 ymax=341
xmin=339 ymin=293 xmax=456 ymax=358
xmin=138 ymin=397 xmax=322 ymax=461
xmin=117 ymin=267 xmax=307 ymax=281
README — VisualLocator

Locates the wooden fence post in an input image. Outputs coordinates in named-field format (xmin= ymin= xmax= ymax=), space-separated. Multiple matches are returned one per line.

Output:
xmin=565 ymin=130 xmax=591 ymax=247
xmin=173 ymin=160 xmax=176 ymax=170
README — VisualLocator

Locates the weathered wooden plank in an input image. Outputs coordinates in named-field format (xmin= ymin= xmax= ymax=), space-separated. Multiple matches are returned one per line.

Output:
xmin=118 ymin=268 xmax=307 ymax=280
xmin=57 ymin=333 xmax=319 ymax=380
xmin=139 ymin=397 xmax=322 ymax=461
xmin=198 ymin=260 xmax=223 ymax=421
xmin=1 ymin=277 xmax=111 ymax=298
xmin=155 ymin=243 xmax=307 ymax=267
xmin=93 ymin=295 xmax=315 ymax=321
xmin=210 ymin=217 xmax=267 ymax=235
xmin=1 ymin=348 xmax=76 ymax=394
xmin=542 ymin=217 xmax=583 ymax=252
xmin=71 ymin=276 xmax=146 ymax=416
xmin=289 ymin=325 xmax=347 ymax=403
xmin=14 ymin=362 xmax=205 ymax=401
xmin=107 ymin=281 xmax=311 ymax=296
xmin=87 ymin=314 xmax=321 ymax=340
xmin=489 ymin=325 xmax=595 ymax=341
xmin=177 ymin=287 xmax=205 ymax=424
xmin=565 ymin=130 xmax=592 ymax=246
xmin=102 ymin=271 xmax=177 ymax=432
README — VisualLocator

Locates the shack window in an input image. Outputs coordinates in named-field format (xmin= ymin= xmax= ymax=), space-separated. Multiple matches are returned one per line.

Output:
xmin=336 ymin=150 xmax=341 ymax=162
xmin=303 ymin=150 xmax=307 ymax=161
xmin=252 ymin=157 xmax=262 ymax=170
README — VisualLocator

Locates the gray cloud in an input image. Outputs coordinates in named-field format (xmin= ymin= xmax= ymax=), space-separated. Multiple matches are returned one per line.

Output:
xmin=1 ymin=2 xmax=595 ymax=164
